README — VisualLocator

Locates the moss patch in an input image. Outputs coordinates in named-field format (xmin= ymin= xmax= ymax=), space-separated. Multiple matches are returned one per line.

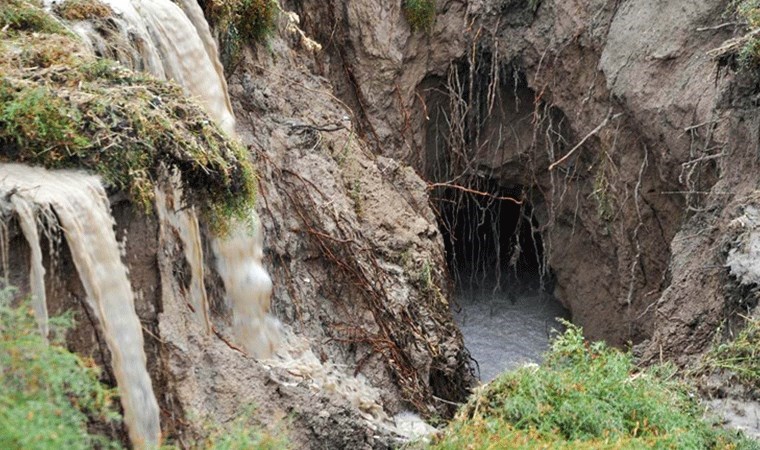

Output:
xmin=403 ymin=0 xmax=436 ymax=33
xmin=0 ymin=0 xmax=65 ymax=34
xmin=0 ymin=1 xmax=257 ymax=232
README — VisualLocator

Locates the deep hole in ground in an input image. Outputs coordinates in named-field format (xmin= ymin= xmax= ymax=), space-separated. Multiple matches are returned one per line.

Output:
xmin=436 ymin=180 xmax=570 ymax=381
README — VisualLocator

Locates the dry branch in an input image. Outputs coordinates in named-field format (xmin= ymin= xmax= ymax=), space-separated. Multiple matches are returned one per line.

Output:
xmin=427 ymin=182 xmax=523 ymax=204
xmin=548 ymin=109 xmax=622 ymax=171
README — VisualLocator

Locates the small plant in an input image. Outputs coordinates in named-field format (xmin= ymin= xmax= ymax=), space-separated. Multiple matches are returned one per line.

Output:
xmin=707 ymin=315 xmax=760 ymax=389
xmin=201 ymin=0 xmax=278 ymax=73
xmin=403 ymin=0 xmax=436 ymax=33
xmin=592 ymin=164 xmax=614 ymax=221
xmin=429 ymin=321 xmax=757 ymax=449
xmin=723 ymin=0 xmax=760 ymax=69
xmin=202 ymin=412 xmax=289 ymax=450
xmin=0 ymin=288 xmax=122 ymax=449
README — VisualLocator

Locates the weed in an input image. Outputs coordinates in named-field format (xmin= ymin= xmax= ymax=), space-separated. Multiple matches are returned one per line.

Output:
xmin=706 ymin=315 xmax=759 ymax=389
xmin=403 ymin=0 xmax=436 ymax=33
xmin=429 ymin=322 xmax=757 ymax=449
xmin=0 ymin=288 xmax=122 ymax=449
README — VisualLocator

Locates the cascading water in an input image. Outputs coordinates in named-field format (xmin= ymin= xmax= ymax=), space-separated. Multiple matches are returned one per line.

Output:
xmin=2 ymin=1 xmax=281 ymax=447
xmin=47 ymin=0 xmax=236 ymax=135
xmin=0 ymin=165 xmax=161 ymax=448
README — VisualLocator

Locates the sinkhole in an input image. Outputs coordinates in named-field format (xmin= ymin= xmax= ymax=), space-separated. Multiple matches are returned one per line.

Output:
xmin=437 ymin=182 xmax=570 ymax=381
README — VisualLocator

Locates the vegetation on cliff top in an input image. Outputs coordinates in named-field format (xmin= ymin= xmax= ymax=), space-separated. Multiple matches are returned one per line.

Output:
xmin=0 ymin=0 xmax=257 ymax=232
xmin=428 ymin=322 xmax=757 ymax=449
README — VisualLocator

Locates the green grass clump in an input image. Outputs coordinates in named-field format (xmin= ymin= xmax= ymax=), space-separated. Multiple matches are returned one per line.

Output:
xmin=201 ymin=0 xmax=278 ymax=73
xmin=403 ymin=0 xmax=436 ymax=33
xmin=0 ymin=1 xmax=258 ymax=232
xmin=202 ymin=414 xmax=289 ymax=450
xmin=0 ymin=289 xmax=121 ymax=449
xmin=429 ymin=322 xmax=757 ymax=449
xmin=0 ymin=0 xmax=65 ymax=34
xmin=707 ymin=315 xmax=760 ymax=389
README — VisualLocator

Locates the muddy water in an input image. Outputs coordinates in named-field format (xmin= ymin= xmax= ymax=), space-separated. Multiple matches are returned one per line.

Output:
xmin=454 ymin=281 xmax=570 ymax=381
xmin=0 ymin=164 xmax=161 ymax=448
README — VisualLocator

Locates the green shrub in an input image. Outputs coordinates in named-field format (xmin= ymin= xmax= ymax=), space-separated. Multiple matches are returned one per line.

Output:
xmin=0 ymin=289 xmax=122 ymax=449
xmin=429 ymin=322 xmax=757 ymax=449
xmin=403 ymin=0 xmax=436 ymax=33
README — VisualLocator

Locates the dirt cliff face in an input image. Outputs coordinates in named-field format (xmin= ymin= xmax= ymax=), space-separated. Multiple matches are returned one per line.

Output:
xmin=286 ymin=0 xmax=759 ymax=357
xmin=226 ymin=29 xmax=474 ymax=416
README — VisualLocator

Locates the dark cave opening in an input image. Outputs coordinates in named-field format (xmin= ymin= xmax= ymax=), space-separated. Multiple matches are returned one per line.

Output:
xmin=438 ymin=181 xmax=549 ymax=293
xmin=436 ymin=180 xmax=571 ymax=380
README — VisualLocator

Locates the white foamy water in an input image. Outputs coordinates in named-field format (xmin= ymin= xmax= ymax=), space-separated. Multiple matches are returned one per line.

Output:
xmin=9 ymin=195 xmax=48 ymax=339
xmin=0 ymin=164 xmax=161 ymax=448
xmin=454 ymin=282 xmax=569 ymax=381
xmin=213 ymin=216 xmax=282 ymax=359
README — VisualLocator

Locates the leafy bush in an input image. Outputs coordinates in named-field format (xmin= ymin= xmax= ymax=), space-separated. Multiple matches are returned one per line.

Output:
xmin=429 ymin=322 xmax=757 ymax=449
xmin=403 ymin=0 xmax=436 ymax=32
xmin=0 ymin=289 xmax=121 ymax=449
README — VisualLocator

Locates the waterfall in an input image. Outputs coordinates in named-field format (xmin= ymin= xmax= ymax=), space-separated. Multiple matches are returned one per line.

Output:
xmin=50 ymin=0 xmax=236 ymax=134
xmin=0 ymin=165 xmax=161 ymax=448
xmin=154 ymin=171 xmax=211 ymax=333
xmin=212 ymin=216 xmax=281 ymax=359
xmin=1 ymin=0 xmax=282 ymax=447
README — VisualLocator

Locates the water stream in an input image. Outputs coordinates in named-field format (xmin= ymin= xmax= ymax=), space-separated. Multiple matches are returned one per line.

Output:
xmin=0 ymin=165 xmax=161 ymax=447
xmin=454 ymin=279 xmax=569 ymax=381
xmin=2 ymin=2 xmax=281 ymax=447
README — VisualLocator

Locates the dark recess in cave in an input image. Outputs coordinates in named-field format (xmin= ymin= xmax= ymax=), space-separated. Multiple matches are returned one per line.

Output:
xmin=437 ymin=180 xmax=550 ymax=295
